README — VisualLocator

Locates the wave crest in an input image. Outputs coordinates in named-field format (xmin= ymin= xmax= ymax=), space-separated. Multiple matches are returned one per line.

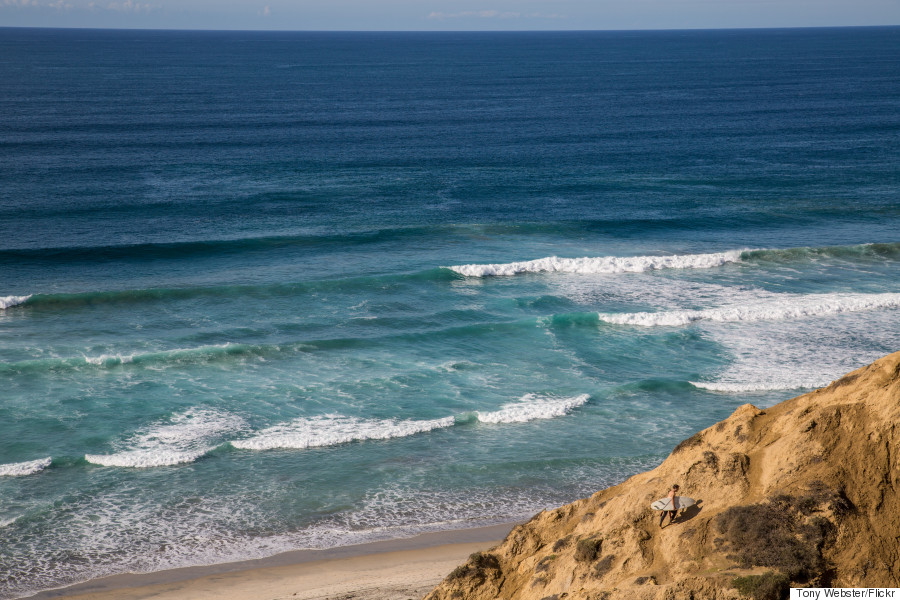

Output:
xmin=598 ymin=292 xmax=900 ymax=327
xmin=231 ymin=414 xmax=456 ymax=451
xmin=85 ymin=408 xmax=246 ymax=468
xmin=0 ymin=457 xmax=52 ymax=477
xmin=476 ymin=393 xmax=590 ymax=424
xmin=690 ymin=379 xmax=828 ymax=393
xmin=0 ymin=295 xmax=31 ymax=310
xmin=449 ymin=251 xmax=744 ymax=277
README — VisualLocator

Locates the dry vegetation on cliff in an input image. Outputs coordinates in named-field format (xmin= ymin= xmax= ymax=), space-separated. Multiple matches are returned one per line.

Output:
xmin=426 ymin=351 xmax=900 ymax=600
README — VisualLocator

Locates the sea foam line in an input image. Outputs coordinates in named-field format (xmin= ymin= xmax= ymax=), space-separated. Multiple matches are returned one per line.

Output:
xmin=0 ymin=456 xmax=52 ymax=477
xmin=598 ymin=292 xmax=900 ymax=327
xmin=689 ymin=379 xmax=830 ymax=393
xmin=231 ymin=414 xmax=456 ymax=451
xmin=0 ymin=295 xmax=31 ymax=310
xmin=448 ymin=250 xmax=744 ymax=277
xmin=475 ymin=393 xmax=591 ymax=424
xmin=85 ymin=408 xmax=247 ymax=468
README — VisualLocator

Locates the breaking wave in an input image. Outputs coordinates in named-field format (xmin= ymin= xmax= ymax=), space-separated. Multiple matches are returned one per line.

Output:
xmin=0 ymin=295 xmax=31 ymax=310
xmin=449 ymin=250 xmax=745 ymax=277
xmin=475 ymin=393 xmax=591 ymax=424
xmin=0 ymin=457 xmax=52 ymax=477
xmin=598 ymin=292 xmax=900 ymax=327
xmin=690 ymin=379 xmax=830 ymax=393
xmin=85 ymin=408 xmax=246 ymax=468
xmin=231 ymin=414 xmax=455 ymax=451
xmin=448 ymin=242 xmax=900 ymax=278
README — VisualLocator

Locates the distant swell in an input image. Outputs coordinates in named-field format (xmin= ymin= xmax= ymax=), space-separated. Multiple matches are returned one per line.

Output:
xmin=476 ymin=393 xmax=590 ymax=424
xmin=0 ymin=225 xmax=509 ymax=265
xmin=598 ymin=292 xmax=900 ymax=327
xmin=448 ymin=250 xmax=744 ymax=277
xmin=85 ymin=408 xmax=246 ymax=468
xmin=0 ymin=343 xmax=285 ymax=376
xmin=231 ymin=414 xmax=455 ymax=451
xmin=0 ymin=295 xmax=31 ymax=310
xmin=1 ymin=270 xmax=454 ymax=313
xmin=6 ymin=242 xmax=898 ymax=314
xmin=0 ymin=457 xmax=52 ymax=477
xmin=743 ymin=241 xmax=900 ymax=263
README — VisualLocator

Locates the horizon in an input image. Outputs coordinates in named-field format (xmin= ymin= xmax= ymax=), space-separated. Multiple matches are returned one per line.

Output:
xmin=3 ymin=23 xmax=900 ymax=33
xmin=2 ymin=0 xmax=899 ymax=33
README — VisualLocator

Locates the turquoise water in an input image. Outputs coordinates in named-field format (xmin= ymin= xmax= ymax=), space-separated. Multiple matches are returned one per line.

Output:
xmin=1 ymin=27 xmax=900 ymax=598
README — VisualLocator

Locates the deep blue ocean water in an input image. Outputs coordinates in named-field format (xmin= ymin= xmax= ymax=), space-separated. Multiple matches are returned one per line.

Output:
xmin=1 ymin=26 xmax=899 ymax=598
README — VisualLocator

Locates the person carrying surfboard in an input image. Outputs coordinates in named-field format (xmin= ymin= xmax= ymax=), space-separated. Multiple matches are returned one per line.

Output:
xmin=659 ymin=484 xmax=680 ymax=527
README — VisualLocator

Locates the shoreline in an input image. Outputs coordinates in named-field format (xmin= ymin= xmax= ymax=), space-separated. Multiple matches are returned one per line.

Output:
xmin=27 ymin=522 xmax=518 ymax=600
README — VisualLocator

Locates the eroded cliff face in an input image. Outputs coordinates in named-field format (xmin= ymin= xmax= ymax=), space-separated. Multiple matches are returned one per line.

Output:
xmin=426 ymin=351 xmax=900 ymax=600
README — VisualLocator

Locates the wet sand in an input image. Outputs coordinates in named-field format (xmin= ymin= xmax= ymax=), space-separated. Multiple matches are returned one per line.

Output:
xmin=29 ymin=523 xmax=515 ymax=600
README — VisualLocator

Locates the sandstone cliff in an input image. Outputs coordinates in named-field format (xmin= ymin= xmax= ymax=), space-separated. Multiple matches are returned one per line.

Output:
xmin=426 ymin=351 xmax=900 ymax=600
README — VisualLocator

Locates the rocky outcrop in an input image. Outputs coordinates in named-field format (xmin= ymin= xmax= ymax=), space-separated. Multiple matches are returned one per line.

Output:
xmin=426 ymin=351 xmax=900 ymax=600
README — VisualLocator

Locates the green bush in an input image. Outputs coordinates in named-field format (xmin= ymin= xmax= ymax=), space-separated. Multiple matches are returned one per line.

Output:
xmin=732 ymin=571 xmax=790 ymax=600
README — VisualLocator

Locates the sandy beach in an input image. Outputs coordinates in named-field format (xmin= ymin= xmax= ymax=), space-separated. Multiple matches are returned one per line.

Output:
xmin=28 ymin=524 xmax=514 ymax=600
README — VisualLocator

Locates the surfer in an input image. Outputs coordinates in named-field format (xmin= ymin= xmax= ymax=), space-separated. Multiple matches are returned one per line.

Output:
xmin=659 ymin=484 xmax=680 ymax=527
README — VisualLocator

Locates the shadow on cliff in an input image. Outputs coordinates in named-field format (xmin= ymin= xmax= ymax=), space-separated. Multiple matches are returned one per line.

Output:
xmin=671 ymin=499 xmax=703 ymax=525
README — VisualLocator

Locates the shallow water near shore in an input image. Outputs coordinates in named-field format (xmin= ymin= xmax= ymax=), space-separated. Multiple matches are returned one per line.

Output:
xmin=2 ymin=27 xmax=900 ymax=599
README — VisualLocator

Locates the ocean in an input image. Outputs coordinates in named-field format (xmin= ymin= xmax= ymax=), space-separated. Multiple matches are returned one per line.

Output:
xmin=1 ymin=26 xmax=899 ymax=599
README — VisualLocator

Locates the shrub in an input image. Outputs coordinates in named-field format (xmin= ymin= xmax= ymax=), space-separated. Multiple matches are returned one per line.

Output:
xmin=469 ymin=551 xmax=500 ymax=570
xmin=714 ymin=496 xmax=832 ymax=580
xmin=535 ymin=555 xmax=557 ymax=573
xmin=574 ymin=537 xmax=602 ymax=562
xmin=673 ymin=432 xmax=703 ymax=454
xmin=553 ymin=535 xmax=572 ymax=552
xmin=447 ymin=552 xmax=500 ymax=582
xmin=731 ymin=571 xmax=790 ymax=600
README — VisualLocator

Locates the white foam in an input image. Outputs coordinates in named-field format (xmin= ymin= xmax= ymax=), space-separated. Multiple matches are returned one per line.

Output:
xmin=78 ymin=344 xmax=251 ymax=370
xmin=598 ymin=292 xmax=900 ymax=327
xmin=475 ymin=393 xmax=590 ymax=424
xmin=449 ymin=250 xmax=744 ymax=277
xmin=683 ymin=305 xmax=900 ymax=398
xmin=0 ymin=456 xmax=51 ymax=477
xmin=83 ymin=354 xmax=135 ymax=367
xmin=690 ymin=379 xmax=829 ymax=393
xmin=0 ymin=295 xmax=31 ymax=310
xmin=231 ymin=414 xmax=456 ymax=451
xmin=85 ymin=408 xmax=246 ymax=468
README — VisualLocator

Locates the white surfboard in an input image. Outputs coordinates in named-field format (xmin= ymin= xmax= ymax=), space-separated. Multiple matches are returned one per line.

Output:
xmin=651 ymin=496 xmax=696 ymax=511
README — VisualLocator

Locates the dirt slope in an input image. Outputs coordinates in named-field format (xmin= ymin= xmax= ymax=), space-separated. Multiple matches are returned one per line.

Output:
xmin=425 ymin=351 xmax=900 ymax=600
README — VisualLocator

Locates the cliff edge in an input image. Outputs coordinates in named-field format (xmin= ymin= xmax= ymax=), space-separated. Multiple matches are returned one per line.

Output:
xmin=426 ymin=351 xmax=900 ymax=600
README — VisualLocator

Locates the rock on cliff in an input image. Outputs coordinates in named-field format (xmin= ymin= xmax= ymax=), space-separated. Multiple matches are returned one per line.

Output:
xmin=425 ymin=351 xmax=900 ymax=600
